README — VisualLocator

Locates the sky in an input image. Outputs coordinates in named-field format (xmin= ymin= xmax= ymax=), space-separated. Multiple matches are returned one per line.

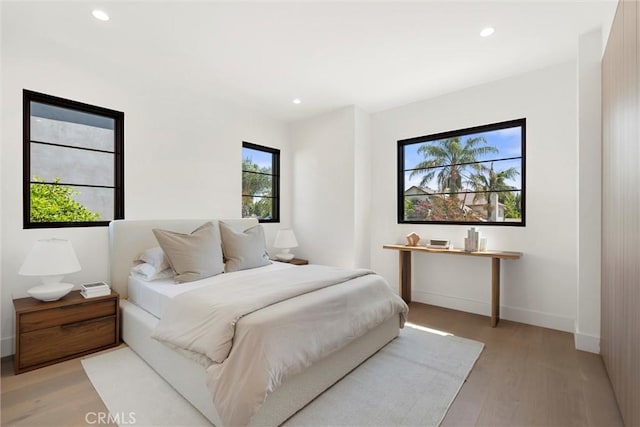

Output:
xmin=403 ymin=125 xmax=523 ymax=191
xmin=243 ymin=147 xmax=272 ymax=170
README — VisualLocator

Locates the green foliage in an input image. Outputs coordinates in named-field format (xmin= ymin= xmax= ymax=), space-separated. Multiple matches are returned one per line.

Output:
xmin=405 ymin=196 xmax=482 ymax=222
xmin=404 ymin=198 xmax=415 ymax=219
xmin=503 ymin=191 xmax=522 ymax=219
xmin=30 ymin=177 xmax=101 ymax=222
xmin=242 ymin=158 xmax=273 ymax=219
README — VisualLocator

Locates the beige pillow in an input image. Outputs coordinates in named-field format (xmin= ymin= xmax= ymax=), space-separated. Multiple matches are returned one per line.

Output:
xmin=219 ymin=222 xmax=270 ymax=272
xmin=152 ymin=222 xmax=224 ymax=283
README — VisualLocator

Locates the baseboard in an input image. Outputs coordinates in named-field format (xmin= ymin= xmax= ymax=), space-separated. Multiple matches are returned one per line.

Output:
xmin=412 ymin=290 xmax=489 ymax=317
xmin=411 ymin=290 xmax=575 ymax=333
xmin=574 ymin=330 xmax=600 ymax=354
xmin=1 ymin=336 xmax=14 ymax=357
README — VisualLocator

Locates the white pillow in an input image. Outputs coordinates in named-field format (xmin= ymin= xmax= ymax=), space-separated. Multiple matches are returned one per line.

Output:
xmin=135 ymin=247 xmax=170 ymax=272
xmin=131 ymin=262 xmax=175 ymax=282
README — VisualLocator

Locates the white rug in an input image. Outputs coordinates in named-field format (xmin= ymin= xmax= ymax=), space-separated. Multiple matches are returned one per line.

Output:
xmin=82 ymin=324 xmax=483 ymax=427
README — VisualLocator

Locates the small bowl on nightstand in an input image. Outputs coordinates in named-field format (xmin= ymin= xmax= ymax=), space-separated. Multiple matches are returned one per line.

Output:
xmin=28 ymin=283 xmax=73 ymax=301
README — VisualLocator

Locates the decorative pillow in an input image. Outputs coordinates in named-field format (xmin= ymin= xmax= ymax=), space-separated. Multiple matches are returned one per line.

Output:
xmin=219 ymin=222 xmax=270 ymax=272
xmin=135 ymin=246 xmax=170 ymax=272
xmin=152 ymin=222 xmax=224 ymax=283
xmin=131 ymin=262 xmax=175 ymax=282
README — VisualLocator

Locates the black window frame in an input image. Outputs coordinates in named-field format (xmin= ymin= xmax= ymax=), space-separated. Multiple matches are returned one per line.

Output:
xmin=397 ymin=118 xmax=526 ymax=226
xmin=23 ymin=89 xmax=125 ymax=229
xmin=241 ymin=141 xmax=280 ymax=223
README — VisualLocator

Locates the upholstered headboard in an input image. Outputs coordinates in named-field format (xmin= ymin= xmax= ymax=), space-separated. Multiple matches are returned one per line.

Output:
xmin=108 ymin=218 xmax=259 ymax=299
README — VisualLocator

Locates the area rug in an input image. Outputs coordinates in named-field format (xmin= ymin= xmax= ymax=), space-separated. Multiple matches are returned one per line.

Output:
xmin=82 ymin=324 xmax=483 ymax=426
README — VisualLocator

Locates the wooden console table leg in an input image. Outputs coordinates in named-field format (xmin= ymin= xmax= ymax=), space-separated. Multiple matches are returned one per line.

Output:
xmin=399 ymin=250 xmax=412 ymax=304
xmin=491 ymin=257 xmax=500 ymax=327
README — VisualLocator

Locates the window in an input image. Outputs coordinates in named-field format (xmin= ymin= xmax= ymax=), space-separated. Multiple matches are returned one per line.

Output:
xmin=398 ymin=118 xmax=525 ymax=226
xmin=242 ymin=142 xmax=280 ymax=223
xmin=23 ymin=90 xmax=124 ymax=228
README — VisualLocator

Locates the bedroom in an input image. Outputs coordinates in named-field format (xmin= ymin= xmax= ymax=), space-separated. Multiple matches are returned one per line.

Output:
xmin=1 ymin=1 xmax=639 ymax=426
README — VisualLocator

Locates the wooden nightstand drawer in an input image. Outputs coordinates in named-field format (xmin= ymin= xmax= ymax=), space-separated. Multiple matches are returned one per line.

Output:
xmin=19 ymin=299 xmax=116 ymax=333
xmin=19 ymin=315 xmax=117 ymax=369
xmin=14 ymin=290 xmax=120 ymax=374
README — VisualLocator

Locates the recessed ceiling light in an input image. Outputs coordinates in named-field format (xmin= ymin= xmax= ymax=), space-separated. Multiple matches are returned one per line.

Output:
xmin=292 ymin=98 xmax=301 ymax=105
xmin=480 ymin=27 xmax=495 ymax=37
xmin=92 ymin=10 xmax=110 ymax=21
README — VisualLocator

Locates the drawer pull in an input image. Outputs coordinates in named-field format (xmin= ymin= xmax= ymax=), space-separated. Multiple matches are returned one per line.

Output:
xmin=60 ymin=315 xmax=115 ymax=329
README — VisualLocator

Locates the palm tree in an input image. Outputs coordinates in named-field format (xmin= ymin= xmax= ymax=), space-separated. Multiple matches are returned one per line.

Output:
xmin=409 ymin=137 xmax=498 ymax=197
xmin=467 ymin=162 xmax=519 ymax=220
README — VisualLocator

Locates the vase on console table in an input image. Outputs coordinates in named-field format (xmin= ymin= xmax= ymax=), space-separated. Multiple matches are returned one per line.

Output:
xmin=464 ymin=227 xmax=480 ymax=252
xmin=406 ymin=232 xmax=420 ymax=246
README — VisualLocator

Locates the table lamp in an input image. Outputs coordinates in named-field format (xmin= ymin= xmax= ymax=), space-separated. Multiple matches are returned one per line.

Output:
xmin=19 ymin=238 xmax=81 ymax=301
xmin=273 ymin=229 xmax=298 ymax=261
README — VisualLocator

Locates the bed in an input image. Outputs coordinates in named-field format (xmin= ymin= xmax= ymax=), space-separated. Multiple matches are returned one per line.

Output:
xmin=109 ymin=218 xmax=407 ymax=426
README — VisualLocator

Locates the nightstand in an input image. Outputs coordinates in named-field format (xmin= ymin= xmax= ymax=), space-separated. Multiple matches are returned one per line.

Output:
xmin=283 ymin=258 xmax=309 ymax=265
xmin=13 ymin=290 xmax=120 ymax=374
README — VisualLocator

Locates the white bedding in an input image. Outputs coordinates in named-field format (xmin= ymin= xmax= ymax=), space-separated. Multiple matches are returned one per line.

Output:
xmin=127 ymin=261 xmax=295 ymax=319
xmin=152 ymin=265 xmax=408 ymax=426
xmin=111 ymin=219 xmax=405 ymax=427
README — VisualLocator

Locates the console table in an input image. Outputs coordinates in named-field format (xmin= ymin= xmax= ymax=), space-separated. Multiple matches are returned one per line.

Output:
xmin=383 ymin=244 xmax=522 ymax=327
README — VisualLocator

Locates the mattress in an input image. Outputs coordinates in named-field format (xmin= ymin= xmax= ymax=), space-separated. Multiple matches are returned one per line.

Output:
xmin=127 ymin=261 xmax=294 ymax=319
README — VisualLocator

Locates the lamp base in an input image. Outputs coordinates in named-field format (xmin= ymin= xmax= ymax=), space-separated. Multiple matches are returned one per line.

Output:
xmin=276 ymin=252 xmax=295 ymax=261
xmin=28 ymin=283 xmax=73 ymax=302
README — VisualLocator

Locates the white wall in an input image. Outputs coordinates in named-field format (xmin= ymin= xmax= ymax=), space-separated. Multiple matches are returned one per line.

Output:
xmin=369 ymin=62 xmax=579 ymax=332
xmin=289 ymin=105 xmax=372 ymax=269
xmin=575 ymin=30 xmax=602 ymax=353
xmin=353 ymin=107 xmax=372 ymax=268
xmin=290 ymin=107 xmax=356 ymax=267
xmin=0 ymin=1 xmax=4 ymax=359
xmin=1 ymin=23 xmax=290 ymax=356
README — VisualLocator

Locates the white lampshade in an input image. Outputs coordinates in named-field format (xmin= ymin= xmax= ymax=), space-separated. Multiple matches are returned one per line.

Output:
xmin=19 ymin=238 xmax=81 ymax=301
xmin=274 ymin=229 xmax=298 ymax=249
xmin=273 ymin=229 xmax=298 ymax=261
xmin=19 ymin=238 xmax=81 ymax=277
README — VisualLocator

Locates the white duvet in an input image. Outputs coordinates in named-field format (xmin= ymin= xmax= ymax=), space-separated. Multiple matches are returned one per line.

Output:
xmin=152 ymin=265 xmax=408 ymax=427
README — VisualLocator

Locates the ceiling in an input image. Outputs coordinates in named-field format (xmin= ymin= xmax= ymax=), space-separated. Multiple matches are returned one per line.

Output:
xmin=2 ymin=1 xmax=618 ymax=122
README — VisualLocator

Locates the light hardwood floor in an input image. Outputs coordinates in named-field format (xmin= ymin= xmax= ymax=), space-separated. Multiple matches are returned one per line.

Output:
xmin=409 ymin=304 xmax=624 ymax=427
xmin=1 ymin=303 xmax=624 ymax=426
